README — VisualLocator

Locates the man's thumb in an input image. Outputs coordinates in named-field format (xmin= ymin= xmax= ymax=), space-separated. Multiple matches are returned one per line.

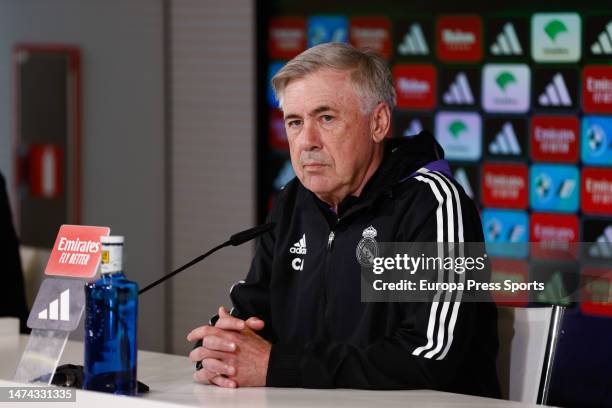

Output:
xmin=245 ymin=317 xmax=265 ymax=331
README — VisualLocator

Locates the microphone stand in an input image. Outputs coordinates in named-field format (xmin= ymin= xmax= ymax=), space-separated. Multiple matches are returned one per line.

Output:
xmin=138 ymin=222 xmax=275 ymax=295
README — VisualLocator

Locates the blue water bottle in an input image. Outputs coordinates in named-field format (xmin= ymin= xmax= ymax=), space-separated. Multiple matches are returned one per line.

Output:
xmin=84 ymin=235 xmax=138 ymax=395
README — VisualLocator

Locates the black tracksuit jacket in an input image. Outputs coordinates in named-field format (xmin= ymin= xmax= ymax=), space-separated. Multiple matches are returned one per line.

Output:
xmin=219 ymin=131 xmax=500 ymax=397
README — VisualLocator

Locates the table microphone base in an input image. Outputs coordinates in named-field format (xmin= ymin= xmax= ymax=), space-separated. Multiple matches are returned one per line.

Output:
xmin=34 ymin=364 xmax=150 ymax=394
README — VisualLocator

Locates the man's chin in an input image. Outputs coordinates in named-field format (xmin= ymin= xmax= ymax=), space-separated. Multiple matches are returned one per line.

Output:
xmin=302 ymin=180 xmax=334 ymax=196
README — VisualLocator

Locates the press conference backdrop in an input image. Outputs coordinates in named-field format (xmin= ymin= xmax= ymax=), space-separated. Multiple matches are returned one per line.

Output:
xmin=257 ymin=1 xmax=612 ymax=407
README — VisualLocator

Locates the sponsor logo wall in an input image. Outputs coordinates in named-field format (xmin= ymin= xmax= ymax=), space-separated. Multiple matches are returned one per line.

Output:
xmin=264 ymin=10 xmax=612 ymax=312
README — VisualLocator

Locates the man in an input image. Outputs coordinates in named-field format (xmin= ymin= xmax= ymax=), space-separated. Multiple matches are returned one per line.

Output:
xmin=187 ymin=43 xmax=500 ymax=397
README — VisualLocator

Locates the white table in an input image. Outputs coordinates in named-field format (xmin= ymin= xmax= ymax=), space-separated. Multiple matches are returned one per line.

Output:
xmin=0 ymin=334 xmax=547 ymax=407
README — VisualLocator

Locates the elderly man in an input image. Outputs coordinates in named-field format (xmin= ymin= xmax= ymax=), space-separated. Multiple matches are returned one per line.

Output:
xmin=187 ymin=43 xmax=500 ymax=397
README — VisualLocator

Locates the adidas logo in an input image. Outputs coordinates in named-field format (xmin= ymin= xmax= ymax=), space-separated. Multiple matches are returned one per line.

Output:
xmin=442 ymin=72 xmax=474 ymax=105
xmin=590 ymin=21 xmax=612 ymax=55
xmin=289 ymin=234 xmax=307 ymax=255
xmin=489 ymin=122 xmax=521 ymax=155
xmin=454 ymin=168 xmax=474 ymax=198
xmin=490 ymin=23 xmax=523 ymax=55
xmin=536 ymin=271 xmax=571 ymax=306
xmin=397 ymin=23 xmax=429 ymax=55
xmin=38 ymin=289 xmax=70 ymax=321
xmin=589 ymin=226 xmax=612 ymax=258
xmin=538 ymin=73 xmax=572 ymax=106
xmin=403 ymin=119 xmax=423 ymax=137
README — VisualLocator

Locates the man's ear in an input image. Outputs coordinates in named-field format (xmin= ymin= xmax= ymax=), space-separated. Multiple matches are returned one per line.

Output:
xmin=370 ymin=102 xmax=391 ymax=144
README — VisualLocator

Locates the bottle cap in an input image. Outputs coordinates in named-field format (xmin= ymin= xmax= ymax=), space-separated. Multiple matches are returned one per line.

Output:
xmin=100 ymin=236 xmax=124 ymax=274
xmin=101 ymin=235 xmax=124 ymax=245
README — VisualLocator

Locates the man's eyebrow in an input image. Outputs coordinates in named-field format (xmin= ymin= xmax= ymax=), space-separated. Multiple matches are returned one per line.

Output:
xmin=283 ymin=112 xmax=302 ymax=121
xmin=283 ymin=106 xmax=338 ymax=121
xmin=309 ymin=106 xmax=337 ymax=116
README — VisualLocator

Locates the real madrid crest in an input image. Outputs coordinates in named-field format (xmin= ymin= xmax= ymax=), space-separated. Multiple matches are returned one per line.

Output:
xmin=356 ymin=225 xmax=379 ymax=267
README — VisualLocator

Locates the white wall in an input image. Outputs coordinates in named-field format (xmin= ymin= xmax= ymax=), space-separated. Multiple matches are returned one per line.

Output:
xmin=0 ymin=0 xmax=167 ymax=352
xmin=0 ymin=0 xmax=257 ymax=355
xmin=168 ymin=0 xmax=256 ymax=354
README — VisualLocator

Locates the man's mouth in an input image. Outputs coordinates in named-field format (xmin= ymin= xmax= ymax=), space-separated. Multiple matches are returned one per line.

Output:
xmin=303 ymin=163 xmax=327 ymax=171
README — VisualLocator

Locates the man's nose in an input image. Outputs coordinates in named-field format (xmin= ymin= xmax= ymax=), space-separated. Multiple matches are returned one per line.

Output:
xmin=301 ymin=120 xmax=322 ymax=151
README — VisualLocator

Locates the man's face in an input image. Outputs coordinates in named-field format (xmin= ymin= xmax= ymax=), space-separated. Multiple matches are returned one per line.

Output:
xmin=281 ymin=68 xmax=381 ymax=204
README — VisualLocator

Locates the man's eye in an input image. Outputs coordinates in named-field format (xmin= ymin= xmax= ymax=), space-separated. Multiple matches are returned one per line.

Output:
xmin=287 ymin=120 xmax=302 ymax=127
xmin=321 ymin=115 xmax=334 ymax=122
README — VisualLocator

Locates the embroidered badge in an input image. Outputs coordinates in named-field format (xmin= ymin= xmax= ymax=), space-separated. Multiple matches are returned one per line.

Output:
xmin=356 ymin=226 xmax=379 ymax=267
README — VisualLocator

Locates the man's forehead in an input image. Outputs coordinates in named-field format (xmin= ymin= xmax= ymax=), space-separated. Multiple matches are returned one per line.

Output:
xmin=282 ymin=69 xmax=357 ymax=112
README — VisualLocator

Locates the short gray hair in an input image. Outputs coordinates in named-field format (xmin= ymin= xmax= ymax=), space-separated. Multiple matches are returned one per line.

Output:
xmin=271 ymin=42 xmax=396 ymax=113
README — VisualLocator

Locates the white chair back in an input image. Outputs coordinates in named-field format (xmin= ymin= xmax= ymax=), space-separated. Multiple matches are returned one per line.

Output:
xmin=497 ymin=306 xmax=553 ymax=403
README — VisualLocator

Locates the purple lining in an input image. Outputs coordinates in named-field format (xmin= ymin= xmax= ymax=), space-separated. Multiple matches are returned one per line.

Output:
xmin=403 ymin=159 xmax=453 ymax=182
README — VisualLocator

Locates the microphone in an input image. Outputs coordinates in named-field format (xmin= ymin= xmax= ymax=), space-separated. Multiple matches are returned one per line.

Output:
xmin=138 ymin=222 xmax=275 ymax=295
xmin=228 ymin=223 xmax=275 ymax=246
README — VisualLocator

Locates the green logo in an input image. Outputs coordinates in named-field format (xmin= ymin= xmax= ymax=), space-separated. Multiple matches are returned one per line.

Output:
xmin=544 ymin=20 xmax=568 ymax=42
xmin=495 ymin=71 xmax=517 ymax=92
xmin=448 ymin=121 xmax=467 ymax=138
xmin=532 ymin=14 xmax=581 ymax=62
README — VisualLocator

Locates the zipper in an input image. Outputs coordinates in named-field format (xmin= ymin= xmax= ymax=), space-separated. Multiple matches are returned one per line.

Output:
xmin=327 ymin=230 xmax=335 ymax=251
xmin=323 ymin=217 xmax=340 ymax=330
xmin=326 ymin=215 xmax=341 ymax=251
xmin=323 ymin=230 xmax=333 ymax=327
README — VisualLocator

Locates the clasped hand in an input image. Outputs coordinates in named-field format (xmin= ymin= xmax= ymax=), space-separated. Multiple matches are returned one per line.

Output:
xmin=187 ymin=306 xmax=271 ymax=388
